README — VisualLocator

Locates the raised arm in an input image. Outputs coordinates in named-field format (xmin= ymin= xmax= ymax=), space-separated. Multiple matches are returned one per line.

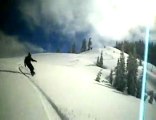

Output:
xmin=31 ymin=58 xmax=37 ymax=62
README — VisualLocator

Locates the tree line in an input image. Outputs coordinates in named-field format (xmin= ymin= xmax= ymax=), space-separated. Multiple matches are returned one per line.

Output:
xmin=110 ymin=48 xmax=142 ymax=98
xmin=56 ymin=38 xmax=92 ymax=53
xmin=115 ymin=40 xmax=156 ymax=66
xmin=109 ymin=46 xmax=155 ymax=103
xmin=95 ymin=46 xmax=142 ymax=98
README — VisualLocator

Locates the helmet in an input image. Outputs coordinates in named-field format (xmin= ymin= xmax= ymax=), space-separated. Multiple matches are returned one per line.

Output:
xmin=28 ymin=52 xmax=31 ymax=57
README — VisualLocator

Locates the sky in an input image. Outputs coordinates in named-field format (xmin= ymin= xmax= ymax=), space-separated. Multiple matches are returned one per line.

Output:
xmin=0 ymin=0 xmax=156 ymax=57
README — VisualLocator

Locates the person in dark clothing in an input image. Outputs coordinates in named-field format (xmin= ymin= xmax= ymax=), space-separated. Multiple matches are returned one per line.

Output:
xmin=24 ymin=52 xmax=37 ymax=76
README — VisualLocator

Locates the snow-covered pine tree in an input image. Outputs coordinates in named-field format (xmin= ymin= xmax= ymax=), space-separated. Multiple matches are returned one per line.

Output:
xmin=136 ymin=68 xmax=143 ymax=98
xmin=114 ymin=59 xmax=120 ymax=88
xmin=99 ymin=51 xmax=103 ymax=68
xmin=127 ymin=53 xmax=134 ymax=95
xmin=95 ymin=69 xmax=102 ymax=82
xmin=118 ymin=51 xmax=127 ymax=91
xmin=96 ymin=51 xmax=104 ymax=68
xmin=126 ymin=48 xmax=138 ymax=96
xmin=114 ymin=51 xmax=126 ymax=92
xmin=96 ymin=56 xmax=100 ymax=67
xmin=88 ymin=38 xmax=92 ymax=50
xmin=81 ymin=39 xmax=87 ymax=52
xmin=132 ymin=47 xmax=138 ymax=96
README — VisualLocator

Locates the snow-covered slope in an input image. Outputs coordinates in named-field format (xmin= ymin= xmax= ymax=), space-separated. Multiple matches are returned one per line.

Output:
xmin=0 ymin=58 xmax=61 ymax=120
xmin=0 ymin=46 xmax=156 ymax=120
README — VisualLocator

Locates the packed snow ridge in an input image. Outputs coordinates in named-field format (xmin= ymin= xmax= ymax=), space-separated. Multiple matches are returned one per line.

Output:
xmin=0 ymin=46 xmax=156 ymax=120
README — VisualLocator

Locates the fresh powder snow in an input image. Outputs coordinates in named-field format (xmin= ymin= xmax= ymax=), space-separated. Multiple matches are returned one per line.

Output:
xmin=0 ymin=46 xmax=156 ymax=120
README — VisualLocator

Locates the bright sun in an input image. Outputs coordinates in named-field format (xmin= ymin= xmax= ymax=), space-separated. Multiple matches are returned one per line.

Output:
xmin=88 ymin=0 xmax=156 ymax=40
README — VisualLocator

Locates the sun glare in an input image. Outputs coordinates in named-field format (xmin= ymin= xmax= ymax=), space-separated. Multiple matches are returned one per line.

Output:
xmin=88 ymin=0 xmax=156 ymax=40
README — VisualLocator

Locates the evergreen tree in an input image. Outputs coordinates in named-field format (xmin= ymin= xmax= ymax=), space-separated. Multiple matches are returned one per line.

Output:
xmin=81 ymin=39 xmax=87 ymax=52
xmin=88 ymin=38 xmax=92 ymax=50
xmin=118 ymin=51 xmax=126 ymax=91
xmin=148 ymin=90 xmax=154 ymax=104
xmin=99 ymin=51 xmax=103 ymax=68
xmin=109 ymin=70 xmax=113 ymax=85
xmin=126 ymin=48 xmax=138 ymax=96
xmin=96 ymin=51 xmax=103 ymax=68
xmin=114 ymin=51 xmax=126 ymax=92
xmin=127 ymin=53 xmax=135 ymax=95
xmin=114 ymin=59 xmax=120 ymax=88
xmin=96 ymin=56 xmax=100 ymax=67
xmin=95 ymin=69 xmax=102 ymax=82
xmin=136 ymin=69 xmax=143 ymax=98
xmin=115 ymin=40 xmax=145 ymax=61
xmin=149 ymin=43 xmax=156 ymax=66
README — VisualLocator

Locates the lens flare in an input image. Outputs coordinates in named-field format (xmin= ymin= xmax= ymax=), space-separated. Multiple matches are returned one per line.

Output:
xmin=139 ymin=26 xmax=150 ymax=120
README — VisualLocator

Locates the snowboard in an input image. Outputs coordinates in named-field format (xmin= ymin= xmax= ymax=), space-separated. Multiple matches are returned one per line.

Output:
xmin=19 ymin=65 xmax=34 ymax=77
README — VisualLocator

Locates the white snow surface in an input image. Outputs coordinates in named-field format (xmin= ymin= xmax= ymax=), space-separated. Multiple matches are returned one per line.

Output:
xmin=0 ymin=46 xmax=156 ymax=120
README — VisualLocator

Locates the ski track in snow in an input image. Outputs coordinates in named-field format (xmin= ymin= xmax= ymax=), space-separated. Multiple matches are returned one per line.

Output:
xmin=19 ymin=66 xmax=68 ymax=120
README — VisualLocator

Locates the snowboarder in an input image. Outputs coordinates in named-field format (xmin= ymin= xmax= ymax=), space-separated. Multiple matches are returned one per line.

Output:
xmin=24 ymin=52 xmax=37 ymax=76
